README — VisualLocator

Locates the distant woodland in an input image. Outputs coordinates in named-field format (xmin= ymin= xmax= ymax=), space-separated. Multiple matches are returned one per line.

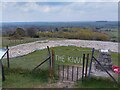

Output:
xmin=2 ymin=22 xmax=118 ymax=42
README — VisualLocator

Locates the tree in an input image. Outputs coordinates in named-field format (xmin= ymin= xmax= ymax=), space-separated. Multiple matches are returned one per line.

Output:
xmin=7 ymin=28 xmax=25 ymax=39
xmin=55 ymin=28 xmax=59 ymax=32
xmin=26 ymin=28 xmax=37 ymax=37
xmin=15 ymin=28 xmax=26 ymax=37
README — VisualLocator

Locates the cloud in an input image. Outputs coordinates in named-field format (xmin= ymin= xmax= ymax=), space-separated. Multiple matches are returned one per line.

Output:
xmin=1 ymin=0 xmax=119 ymax=2
xmin=1 ymin=2 xmax=118 ymax=22
xmin=2 ymin=2 xmax=117 ymax=13
xmin=9 ymin=2 xmax=64 ymax=13
xmin=2 ymin=2 xmax=17 ymax=9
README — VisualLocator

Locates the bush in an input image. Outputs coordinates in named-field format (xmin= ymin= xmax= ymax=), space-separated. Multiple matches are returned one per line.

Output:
xmin=8 ymin=28 xmax=26 ymax=39
xmin=15 ymin=28 xmax=26 ymax=37
xmin=38 ymin=28 xmax=110 ymax=41
xmin=26 ymin=28 xmax=37 ymax=38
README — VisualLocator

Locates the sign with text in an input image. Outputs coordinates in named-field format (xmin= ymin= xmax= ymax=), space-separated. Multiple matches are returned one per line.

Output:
xmin=55 ymin=55 xmax=83 ymax=64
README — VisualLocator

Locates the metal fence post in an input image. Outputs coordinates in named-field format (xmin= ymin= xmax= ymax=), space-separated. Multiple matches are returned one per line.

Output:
xmin=82 ymin=54 xmax=85 ymax=81
xmin=0 ymin=61 xmax=5 ymax=81
xmin=58 ymin=65 xmax=60 ymax=80
xmin=85 ymin=54 xmax=89 ymax=78
xmin=63 ymin=65 xmax=64 ymax=81
xmin=77 ymin=67 xmax=79 ymax=81
xmin=67 ymin=65 xmax=69 ymax=80
xmin=6 ymin=46 xmax=10 ymax=69
xmin=88 ymin=48 xmax=95 ymax=79
xmin=72 ymin=66 xmax=74 ymax=81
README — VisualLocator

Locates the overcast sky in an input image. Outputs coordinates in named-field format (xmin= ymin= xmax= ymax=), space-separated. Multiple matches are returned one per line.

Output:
xmin=0 ymin=1 xmax=118 ymax=22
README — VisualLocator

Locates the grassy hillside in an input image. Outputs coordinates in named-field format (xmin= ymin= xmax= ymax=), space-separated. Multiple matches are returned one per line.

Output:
xmin=2 ymin=46 xmax=119 ymax=88
xmin=2 ymin=37 xmax=44 ymax=47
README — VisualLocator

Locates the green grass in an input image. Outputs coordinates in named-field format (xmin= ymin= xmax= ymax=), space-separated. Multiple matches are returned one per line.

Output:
xmin=111 ymin=52 xmax=119 ymax=66
xmin=3 ymin=68 xmax=49 ymax=88
xmin=75 ymin=77 xmax=119 ymax=88
xmin=47 ymin=38 xmax=66 ymax=40
xmin=2 ymin=37 xmax=66 ymax=48
xmin=3 ymin=49 xmax=49 ymax=70
xmin=2 ymin=37 xmax=45 ymax=47
xmin=3 ymin=46 xmax=97 ymax=69
xmin=0 ymin=74 xmax=2 ymax=88
xmin=54 ymin=46 xmax=93 ymax=65
xmin=104 ymin=30 xmax=118 ymax=42
xmin=2 ymin=46 xmax=119 ymax=88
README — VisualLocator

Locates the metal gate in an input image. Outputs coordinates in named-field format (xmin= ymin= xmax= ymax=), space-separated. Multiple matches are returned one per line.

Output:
xmin=57 ymin=65 xmax=82 ymax=81
xmin=55 ymin=53 xmax=90 ymax=82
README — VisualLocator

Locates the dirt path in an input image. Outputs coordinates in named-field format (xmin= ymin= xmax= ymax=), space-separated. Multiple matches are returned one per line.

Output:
xmin=47 ymin=81 xmax=75 ymax=88
xmin=7 ymin=39 xmax=119 ymax=58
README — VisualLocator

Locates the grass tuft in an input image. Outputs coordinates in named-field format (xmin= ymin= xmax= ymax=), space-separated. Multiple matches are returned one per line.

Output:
xmin=75 ymin=77 xmax=119 ymax=88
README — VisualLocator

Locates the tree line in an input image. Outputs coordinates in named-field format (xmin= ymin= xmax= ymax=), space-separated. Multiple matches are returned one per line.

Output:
xmin=4 ymin=27 xmax=110 ymax=41
xmin=5 ymin=27 xmax=38 ymax=39
xmin=38 ymin=28 xmax=110 ymax=41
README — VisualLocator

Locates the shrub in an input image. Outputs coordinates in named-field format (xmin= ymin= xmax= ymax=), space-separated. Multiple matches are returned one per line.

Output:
xmin=15 ymin=28 xmax=26 ymax=37
xmin=38 ymin=28 xmax=110 ymax=41
xmin=26 ymin=28 xmax=37 ymax=38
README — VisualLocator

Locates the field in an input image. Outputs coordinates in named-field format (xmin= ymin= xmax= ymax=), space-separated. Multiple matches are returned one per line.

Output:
xmin=2 ymin=46 xmax=119 ymax=88
xmin=2 ymin=37 xmax=45 ymax=47
xmin=104 ymin=30 xmax=118 ymax=42
xmin=2 ymin=37 xmax=66 ymax=48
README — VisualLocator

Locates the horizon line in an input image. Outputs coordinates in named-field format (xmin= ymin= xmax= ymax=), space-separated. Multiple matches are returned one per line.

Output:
xmin=0 ymin=20 xmax=118 ymax=23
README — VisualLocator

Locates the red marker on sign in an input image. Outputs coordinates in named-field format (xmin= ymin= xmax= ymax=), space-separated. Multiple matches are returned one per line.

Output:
xmin=112 ymin=65 xmax=120 ymax=74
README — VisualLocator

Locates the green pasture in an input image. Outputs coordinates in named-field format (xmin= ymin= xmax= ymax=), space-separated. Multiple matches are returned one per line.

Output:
xmin=2 ymin=37 xmax=66 ymax=48
xmin=2 ymin=37 xmax=45 ymax=47
xmin=2 ymin=46 xmax=119 ymax=88
xmin=104 ymin=30 xmax=118 ymax=42
xmin=2 ymin=46 xmax=100 ymax=70
xmin=75 ymin=77 xmax=118 ymax=88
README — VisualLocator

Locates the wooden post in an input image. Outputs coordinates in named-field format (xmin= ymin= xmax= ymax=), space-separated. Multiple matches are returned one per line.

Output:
xmin=85 ymin=54 xmax=89 ymax=78
xmin=82 ymin=54 xmax=85 ymax=81
xmin=6 ymin=46 xmax=10 ymax=69
xmin=51 ymin=48 xmax=55 ymax=78
xmin=47 ymin=46 xmax=52 ymax=79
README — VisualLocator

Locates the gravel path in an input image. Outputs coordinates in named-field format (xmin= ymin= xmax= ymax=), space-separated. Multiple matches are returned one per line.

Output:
xmin=8 ymin=39 xmax=119 ymax=58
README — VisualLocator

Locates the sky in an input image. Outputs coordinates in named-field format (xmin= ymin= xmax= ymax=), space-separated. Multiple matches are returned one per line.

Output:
xmin=0 ymin=1 xmax=118 ymax=22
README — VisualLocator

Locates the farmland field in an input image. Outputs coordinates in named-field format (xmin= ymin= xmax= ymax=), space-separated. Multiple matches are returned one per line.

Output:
xmin=104 ymin=30 xmax=118 ymax=42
